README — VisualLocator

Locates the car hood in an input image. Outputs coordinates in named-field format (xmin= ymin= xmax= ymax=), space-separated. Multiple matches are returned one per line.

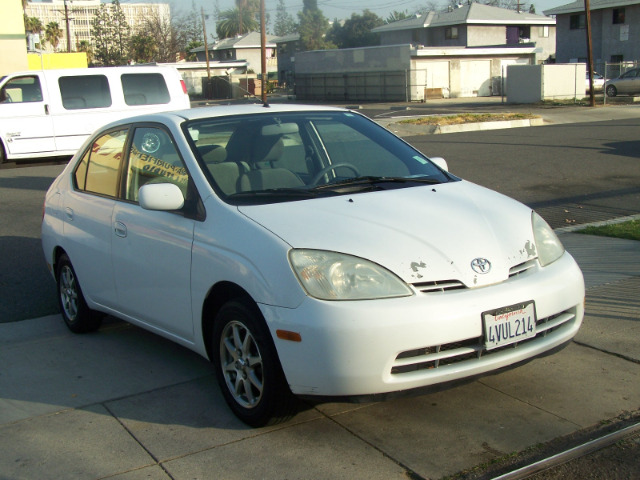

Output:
xmin=238 ymin=181 xmax=538 ymax=287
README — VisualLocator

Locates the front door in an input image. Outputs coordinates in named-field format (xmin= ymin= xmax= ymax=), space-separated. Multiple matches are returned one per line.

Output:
xmin=111 ymin=126 xmax=196 ymax=340
xmin=0 ymin=74 xmax=55 ymax=155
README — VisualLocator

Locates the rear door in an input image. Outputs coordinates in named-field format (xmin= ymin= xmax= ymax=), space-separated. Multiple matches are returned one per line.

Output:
xmin=62 ymin=127 xmax=128 ymax=306
xmin=0 ymin=73 xmax=55 ymax=156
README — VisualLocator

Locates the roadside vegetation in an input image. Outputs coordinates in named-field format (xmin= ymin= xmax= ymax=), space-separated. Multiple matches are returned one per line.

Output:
xmin=399 ymin=113 xmax=540 ymax=126
xmin=578 ymin=219 xmax=640 ymax=241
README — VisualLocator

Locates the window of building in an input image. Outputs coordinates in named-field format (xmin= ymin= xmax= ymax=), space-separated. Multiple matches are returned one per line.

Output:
xmin=445 ymin=27 xmax=458 ymax=40
xmin=570 ymin=14 xmax=585 ymax=29
xmin=519 ymin=26 xmax=531 ymax=41
xmin=539 ymin=25 xmax=549 ymax=38
xmin=613 ymin=8 xmax=625 ymax=24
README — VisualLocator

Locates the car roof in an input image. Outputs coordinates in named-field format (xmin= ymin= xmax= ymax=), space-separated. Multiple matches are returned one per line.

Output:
xmin=175 ymin=103 xmax=348 ymax=121
xmin=100 ymin=103 xmax=350 ymax=131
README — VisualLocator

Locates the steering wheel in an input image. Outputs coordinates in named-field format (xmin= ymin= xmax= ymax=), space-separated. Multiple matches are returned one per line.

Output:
xmin=310 ymin=163 xmax=360 ymax=186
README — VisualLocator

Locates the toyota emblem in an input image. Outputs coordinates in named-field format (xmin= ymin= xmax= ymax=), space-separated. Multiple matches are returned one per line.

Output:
xmin=471 ymin=258 xmax=491 ymax=274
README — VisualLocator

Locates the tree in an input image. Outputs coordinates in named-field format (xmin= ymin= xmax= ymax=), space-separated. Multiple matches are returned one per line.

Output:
xmin=130 ymin=34 xmax=157 ymax=64
xmin=45 ymin=22 xmax=63 ymax=52
xmin=385 ymin=11 xmax=411 ymax=24
xmin=24 ymin=15 xmax=43 ymax=35
xmin=297 ymin=0 xmax=334 ymax=51
xmin=216 ymin=0 xmax=261 ymax=38
xmin=273 ymin=0 xmax=296 ymax=36
xmin=171 ymin=2 xmax=204 ymax=60
xmin=138 ymin=11 xmax=177 ymax=62
xmin=216 ymin=7 xmax=258 ymax=39
xmin=77 ymin=40 xmax=94 ymax=65
xmin=328 ymin=10 xmax=382 ymax=48
xmin=91 ymin=0 xmax=131 ymax=66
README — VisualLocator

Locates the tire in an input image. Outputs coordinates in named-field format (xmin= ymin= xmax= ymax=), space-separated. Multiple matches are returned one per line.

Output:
xmin=56 ymin=254 xmax=102 ymax=333
xmin=212 ymin=299 xmax=298 ymax=427
xmin=606 ymin=85 xmax=617 ymax=97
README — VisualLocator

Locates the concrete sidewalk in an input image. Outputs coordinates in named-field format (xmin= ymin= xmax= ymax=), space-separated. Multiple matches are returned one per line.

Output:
xmin=370 ymin=96 xmax=640 ymax=136
xmin=1 ymin=231 xmax=638 ymax=480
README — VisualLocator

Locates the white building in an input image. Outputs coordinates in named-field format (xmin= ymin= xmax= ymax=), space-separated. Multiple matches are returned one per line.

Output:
xmin=25 ymin=0 xmax=170 ymax=52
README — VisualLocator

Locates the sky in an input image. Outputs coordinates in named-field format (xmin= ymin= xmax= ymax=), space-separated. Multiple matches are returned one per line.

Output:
xmin=30 ymin=0 xmax=574 ymax=37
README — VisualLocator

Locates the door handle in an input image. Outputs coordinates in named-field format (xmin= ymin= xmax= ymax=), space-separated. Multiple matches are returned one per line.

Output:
xmin=114 ymin=221 xmax=127 ymax=238
xmin=45 ymin=104 xmax=50 ymax=115
xmin=64 ymin=207 xmax=73 ymax=221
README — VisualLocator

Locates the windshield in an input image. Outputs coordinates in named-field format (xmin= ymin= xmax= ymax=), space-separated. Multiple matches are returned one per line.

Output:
xmin=184 ymin=111 xmax=455 ymax=205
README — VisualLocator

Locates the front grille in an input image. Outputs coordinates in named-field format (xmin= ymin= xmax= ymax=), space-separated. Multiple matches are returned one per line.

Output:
xmin=391 ymin=307 xmax=577 ymax=375
xmin=509 ymin=259 xmax=537 ymax=277
xmin=412 ymin=259 xmax=538 ymax=294
xmin=413 ymin=280 xmax=466 ymax=293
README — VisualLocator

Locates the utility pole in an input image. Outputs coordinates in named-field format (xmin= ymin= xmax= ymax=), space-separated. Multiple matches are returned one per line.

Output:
xmin=64 ymin=0 xmax=72 ymax=52
xmin=260 ymin=0 xmax=267 ymax=106
xmin=201 ymin=7 xmax=212 ymax=99
xmin=584 ymin=0 xmax=596 ymax=106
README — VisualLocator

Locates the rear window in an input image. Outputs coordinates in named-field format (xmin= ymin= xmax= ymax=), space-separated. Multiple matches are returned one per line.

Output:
xmin=121 ymin=73 xmax=170 ymax=105
xmin=59 ymin=75 xmax=112 ymax=110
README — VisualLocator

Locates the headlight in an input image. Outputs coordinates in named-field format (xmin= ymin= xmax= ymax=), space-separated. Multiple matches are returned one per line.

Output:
xmin=289 ymin=249 xmax=413 ymax=300
xmin=532 ymin=212 xmax=565 ymax=267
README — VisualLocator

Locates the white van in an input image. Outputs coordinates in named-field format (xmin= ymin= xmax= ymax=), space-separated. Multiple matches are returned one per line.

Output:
xmin=0 ymin=65 xmax=190 ymax=163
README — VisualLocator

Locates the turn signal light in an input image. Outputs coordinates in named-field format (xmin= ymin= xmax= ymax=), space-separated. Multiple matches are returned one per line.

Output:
xmin=276 ymin=330 xmax=302 ymax=342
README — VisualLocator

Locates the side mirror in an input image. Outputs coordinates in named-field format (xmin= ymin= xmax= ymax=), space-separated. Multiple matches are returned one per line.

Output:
xmin=430 ymin=156 xmax=449 ymax=172
xmin=139 ymin=183 xmax=185 ymax=211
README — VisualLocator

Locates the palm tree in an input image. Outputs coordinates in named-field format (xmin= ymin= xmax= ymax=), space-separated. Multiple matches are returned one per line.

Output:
xmin=216 ymin=8 xmax=258 ymax=39
xmin=45 ymin=22 xmax=63 ymax=52
xmin=24 ymin=15 xmax=43 ymax=35
xmin=77 ymin=40 xmax=94 ymax=65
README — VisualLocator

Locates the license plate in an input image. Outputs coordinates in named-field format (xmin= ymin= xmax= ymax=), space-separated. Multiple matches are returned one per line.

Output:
xmin=483 ymin=301 xmax=536 ymax=350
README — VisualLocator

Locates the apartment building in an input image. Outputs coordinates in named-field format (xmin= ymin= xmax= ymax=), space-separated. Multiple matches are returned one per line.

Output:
xmin=25 ymin=0 xmax=170 ymax=52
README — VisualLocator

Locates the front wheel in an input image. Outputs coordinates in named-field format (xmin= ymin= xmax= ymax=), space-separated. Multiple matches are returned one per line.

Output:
xmin=606 ymin=85 xmax=617 ymax=97
xmin=212 ymin=299 xmax=297 ymax=427
xmin=56 ymin=253 xmax=102 ymax=333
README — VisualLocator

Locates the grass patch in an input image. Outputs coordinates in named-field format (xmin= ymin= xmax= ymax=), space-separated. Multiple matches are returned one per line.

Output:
xmin=399 ymin=112 xmax=540 ymax=126
xmin=578 ymin=220 xmax=640 ymax=241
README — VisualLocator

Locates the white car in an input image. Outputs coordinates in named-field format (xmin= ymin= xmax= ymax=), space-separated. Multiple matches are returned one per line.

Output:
xmin=586 ymin=71 xmax=605 ymax=92
xmin=42 ymin=104 xmax=585 ymax=426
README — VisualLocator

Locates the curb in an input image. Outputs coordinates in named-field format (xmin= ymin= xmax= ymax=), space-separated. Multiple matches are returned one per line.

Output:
xmin=384 ymin=117 xmax=544 ymax=136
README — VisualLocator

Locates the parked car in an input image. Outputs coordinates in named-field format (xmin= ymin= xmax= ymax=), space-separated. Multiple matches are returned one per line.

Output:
xmin=605 ymin=68 xmax=640 ymax=97
xmin=0 ymin=66 xmax=190 ymax=163
xmin=585 ymin=71 xmax=605 ymax=92
xmin=42 ymin=105 xmax=585 ymax=427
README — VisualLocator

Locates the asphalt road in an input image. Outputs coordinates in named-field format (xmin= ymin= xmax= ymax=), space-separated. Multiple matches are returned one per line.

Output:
xmin=1 ymin=117 xmax=639 ymax=323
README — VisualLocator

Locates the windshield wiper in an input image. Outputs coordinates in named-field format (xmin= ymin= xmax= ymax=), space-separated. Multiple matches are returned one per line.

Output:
xmin=312 ymin=176 xmax=443 ymax=190
xmin=229 ymin=188 xmax=321 ymax=199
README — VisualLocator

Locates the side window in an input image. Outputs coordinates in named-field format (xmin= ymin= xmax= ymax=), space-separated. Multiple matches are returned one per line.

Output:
xmin=0 ymin=76 xmax=43 ymax=103
xmin=121 ymin=74 xmax=170 ymax=106
xmin=74 ymin=129 xmax=127 ymax=197
xmin=125 ymin=127 xmax=188 ymax=202
xmin=59 ymin=75 xmax=112 ymax=110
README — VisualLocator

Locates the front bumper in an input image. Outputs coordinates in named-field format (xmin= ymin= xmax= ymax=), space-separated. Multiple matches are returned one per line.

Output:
xmin=261 ymin=252 xmax=585 ymax=397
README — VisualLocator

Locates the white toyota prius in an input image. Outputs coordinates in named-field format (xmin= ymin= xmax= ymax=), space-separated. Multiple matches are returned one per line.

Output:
xmin=42 ymin=104 xmax=585 ymax=426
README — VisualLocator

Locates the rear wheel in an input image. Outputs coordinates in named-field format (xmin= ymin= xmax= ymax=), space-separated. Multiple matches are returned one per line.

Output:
xmin=56 ymin=254 xmax=102 ymax=333
xmin=606 ymin=85 xmax=617 ymax=97
xmin=212 ymin=299 xmax=297 ymax=427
